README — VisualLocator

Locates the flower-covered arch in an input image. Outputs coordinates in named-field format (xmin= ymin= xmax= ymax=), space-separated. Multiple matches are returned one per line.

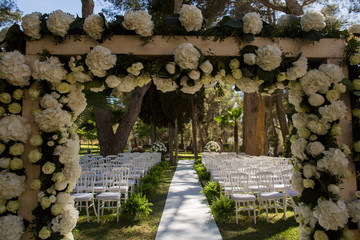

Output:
xmin=0 ymin=4 xmax=359 ymax=240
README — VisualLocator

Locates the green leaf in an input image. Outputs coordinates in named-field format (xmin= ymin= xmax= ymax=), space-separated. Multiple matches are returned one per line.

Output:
xmin=352 ymin=91 xmax=360 ymax=97
xmin=243 ymin=34 xmax=255 ymax=42
xmin=217 ymin=16 xmax=232 ymax=26
xmin=240 ymin=45 xmax=258 ymax=55
xmin=341 ymin=78 xmax=354 ymax=92
xmin=257 ymin=68 xmax=276 ymax=82
xmin=242 ymin=68 xmax=255 ymax=78
xmin=302 ymin=30 xmax=325 ymax=42
xmin=223 ymin=19 xmax=243 ymax=29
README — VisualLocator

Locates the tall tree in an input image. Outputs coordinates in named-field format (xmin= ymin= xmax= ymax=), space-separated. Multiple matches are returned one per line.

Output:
xmin=0 ymin=0 xmax=21 ymax=27
xmin=81 ymin=0 xmax=95 ymax=17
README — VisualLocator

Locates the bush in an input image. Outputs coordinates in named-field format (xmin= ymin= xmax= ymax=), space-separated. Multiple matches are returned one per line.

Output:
xmin=210 ymin=195 xmax=235 ymax=224
xmin=159 ymin=160 xmax=168 ymax=169
xmin=194 ymin=163 xmax=211 ymax=184
xmin=122 ymin=192 xmax=153 ymax=221
xmin=140 ymin=174 xmax=160 ymax=187
xmin=202 ymin=181 xmax=221 ymax=204
xmin=138 ymin=182 xmax=157 ymax=201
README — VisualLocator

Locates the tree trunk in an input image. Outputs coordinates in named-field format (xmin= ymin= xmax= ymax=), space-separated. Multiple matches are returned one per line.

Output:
xmin=243 ymin=93 xmax=266 ymax=156
xmin=285 ymin=0 xmax=304 ymax=15
xmin=81 ymin=0 xmax=94 ymax=17
xmin=234 ymin=121 xmax=239 ymax=153
xmin=275 ymin=92 xmax=289 ymax=143
xmin=173 ymin=0 xmax=183 ymax=13
xmin=113 ymin=84 xmax=151 ymax=153
xmin=168 ymin=121 xmax=174 ymax=164
xmin=94 ymin=108 xmax=116 ymax=156
xmin=190 ymin=95 xmax=198 ymax=160
xmin=150 ymin=116 xmax=156 ymax=145
xmin=174 ymin=118 xmax=179 ymax=164
xmin=268 ymin=97 xmax=279 ymax=156
xmin=198 ymin=124 xmax=204 ymax=152
xmin=180 ymin=132 xmax=184 ymax=150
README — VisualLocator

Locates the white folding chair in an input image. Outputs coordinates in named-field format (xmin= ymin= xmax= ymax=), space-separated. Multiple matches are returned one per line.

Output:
xmin=230 ymin=172 xmax=257 ymax=224
xmin=72 ymin=171 xmax=97 ymax=222
xmin=282 ymin=169 xmax=298 ymax=219
xmin=256 ymin=171 xmax=286 ymax=222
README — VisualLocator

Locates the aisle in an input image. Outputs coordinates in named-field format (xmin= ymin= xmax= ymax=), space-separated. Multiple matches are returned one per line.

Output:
xmin=156 ymin=160 xmax=222 ymax=240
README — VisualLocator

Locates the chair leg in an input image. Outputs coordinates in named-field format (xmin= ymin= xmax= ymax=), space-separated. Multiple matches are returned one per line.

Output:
xmin=235 ymin=203 xmax=238 ymax=224
xmin=265 ymin=201 xmax=269 ymax=222
xmin=97 ymin=200 xmax=101 ymax=223
xmin=253 ymin=201 xmax=256 ymax=224
xmin=86 ymin=201 xmax=89 ymax=222
xmin=283 ymin=197 xmax=287 ymax=220
xmin=92 ymin=199 xmax=97 ymax=216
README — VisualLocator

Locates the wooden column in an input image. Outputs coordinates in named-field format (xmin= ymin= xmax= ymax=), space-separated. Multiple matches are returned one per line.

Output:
xmin=243 ymin=93 xmax=266 ymax=156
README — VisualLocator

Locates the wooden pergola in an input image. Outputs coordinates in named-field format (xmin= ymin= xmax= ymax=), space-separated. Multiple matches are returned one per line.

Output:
xmin=20 ymin=35 xmax=358 ymax=239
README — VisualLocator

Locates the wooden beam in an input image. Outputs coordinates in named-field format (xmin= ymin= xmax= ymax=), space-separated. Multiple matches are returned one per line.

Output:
xmin=26 ymin=35 xmax=345 ymax=59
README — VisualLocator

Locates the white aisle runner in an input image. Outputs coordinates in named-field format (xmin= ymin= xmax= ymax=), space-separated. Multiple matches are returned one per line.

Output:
xmin=156 ymin=160 xmax=222 ymax=240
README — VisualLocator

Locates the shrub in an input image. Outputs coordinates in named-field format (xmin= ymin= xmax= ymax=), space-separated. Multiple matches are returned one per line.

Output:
xmin=140 ymin=174 xmax=160 ymax=187
xmin=210 ymin=195 xmax=235 ymax=224
xmin=138 ymin=182 xmax=157 ymax=201
xmin=122 ymin=192 xmax=153 ymax=221
xmin=201 ymin=181 xmax=221 ymax=204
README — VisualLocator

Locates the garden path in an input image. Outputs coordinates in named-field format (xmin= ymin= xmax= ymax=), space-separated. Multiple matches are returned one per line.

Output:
xmin=156 ymin=160 xmax=222 ymax=240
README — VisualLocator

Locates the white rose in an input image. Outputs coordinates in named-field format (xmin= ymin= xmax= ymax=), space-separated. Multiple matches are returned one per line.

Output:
xmin=22 ymin=12 xmax=42 ymax=39
xmin=173 ymin=43 xmax=201 ymax=70
xmin=308 ymin=93 xmax=325 ymax=107
xmin=354 ymin=141 xmax=360 ymax=152
xmin=341 ymin=144 xmax=351 ymax=156
xmin=0 ymin=93 xmax=11 ymax=104
xmin=46 ymin=10 xmax=75 ymax=37
xmin=0 ymin=107 xmax=5 ymax=116
xmin=39 ymin=226 xmax=51 ymax=239
xmin=29 ymin=179 xmax=42 ymax=190
xmin=232 ymin=69 xmax=243 ymax=80
xmin=243 ymin=53 xmax=256 ymax=65
xmin=40 ymin=196 xmax=51 ymax=209
xmin=28 ymin=149 xmax=43 ymax=163
xmin=29 ymin=87 xmax=40 ymax=100
xmin=51 ymin=172 xmax=66 ymax=183
xmin=326 ymin=89 xmax=340 ymax=102
xmin=55 ymin=181 xmax=68 ymax=191
xmin=0 ymin=203 xmax=5 ymax=214
xmin=291 ymin=138 xmax=308 ymax=160
xmin=30 ymin=135 xmax=43 ymax=147
xmin=291 ymin=171 xmax=304 ymax=194
xmin=0 ymin=144 xmax=5 ymax=155
xmin=333 ymin=83 xmax=346 ymax=94
xmin=342 ymin=169 xmax=352 ymax=179
xmin=10 ymin=157 xmax=23 ymax=170
xmin=49 ymin=195 xmax=56 ymax=203
xmin=353 ymin=79 xmax=360 ymax=90
xmin=199 ymin=60 xmax=213 ymax=74
xmin=298 ymin=127 xmax=310 ymax=139
xmin=179 ymin=4 xmax=203 ymax=32
xmin=7 ymin=102 xmax=21 ymax=114
xmin=83 ymin=14 xmax=104 ymax=40
xmin=56 ymin=82 xmax=71 ymax=94
xmin=307 ymin=120 xmax=330 ymax=135
xmin=188 ymin=69 xmax=201 ymax=80
xmin=350 ymin=53 xmax=360 ymax=66
xmin=303 ymin=179 xmax=315 ymax=189
xmin=0 ymin=157 xmax=10 ymax=169
xmin=6 ymin=200 xmax=19 ymax=213
xmin=105 ymin=75 xmax=121 ymax=88
xmin=306 ymin=141 xmax=325 ymax=156
xmin=51 ymin=204 xmax=63 ymax=215
xmin=12 ymin=89 xmax=24 ymax=100
xmin=330 ymin=124 xmax=343 ymax=136
xmin=9 ymin=143 xmax=24 ymax=156
xmin=255 ymin=44 xmax=283 ymax=71
xmin=300 ymin=11 xmax=326 ymax=32
xmin=85 ymin=45 xmax=117 ymax=77
xmin=327 ymin=184 xmax=340 ymax=195
xmin=303 ymin=164 xmax=318 ymax=179
xmin=42 ymin=162 xmax=56 ymax=175
xmin=314 ymin=230 xmax=329 ymax=240
xmin=166 ymin=62 xmax=176 ymax=74
xmin=242 ymin=12 xmax=263 ymax=34
xmin=229 ymin=58 xmax=240 ymax=70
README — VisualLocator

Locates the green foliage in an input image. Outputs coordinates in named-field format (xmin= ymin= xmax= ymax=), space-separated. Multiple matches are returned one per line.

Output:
xmin=194 ymin=163 xmax=211 ymax=183
xmin=134 ymin=119 xmax=151 ymax=139
xmin=201 ymin=181 xmax=221 ymax=204
xmin=138 ymin=182 xmax=157 ymax=201
xmin=0 ymin=0 xmax=21 ymax=27
xmin=210 ymin=195 xmax=235 ymax=224
xmin=122 ymin=192 xmax=153 ymax=221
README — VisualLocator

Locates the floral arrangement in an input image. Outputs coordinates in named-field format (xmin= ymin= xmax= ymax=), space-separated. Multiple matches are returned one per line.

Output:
xmin=151 ymin=141 xmax=167 ymax=153
xmin=83 ymin=14 xmax=104 ymax=40
xmin=179 ymin=4 xmax=203 ymax=32
xmin=204 ymin=141 xmax=221 ymax=152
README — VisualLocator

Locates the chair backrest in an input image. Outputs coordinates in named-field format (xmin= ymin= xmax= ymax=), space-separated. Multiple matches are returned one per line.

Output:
xmin=102 ymin=171 xmax=123 ymax=191
xmin=230 ymin=172 xmax=250 ymax=194
xmin=255 ymin=171 xmax=275 ymax=192
xmin=281 ymin=169 xmax=293 ymax=190
xmin=112 ymin=167 xmax=130 ymax=185
xmin=76 ymin=171 xmax=95 ymax=193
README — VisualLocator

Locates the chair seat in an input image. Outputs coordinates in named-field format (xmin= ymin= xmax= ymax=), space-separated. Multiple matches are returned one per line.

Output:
xmin=286 ymin=190 xmax=298 ymax=197
xmin=93 ymin=186 xmax=104 ymax=192
xmin=248 ymin=185 xmax=259 ymax=192
xmin=73 ymin=193 xmax=93 ymax=201
xmin=259 ymin=191 xmax=284 ymax=199
xmin=232 ymin=193 xmax=256 ymax=201
xmin=96 ymin=192 xmax=120 ymax=200
xmin=274 ymin=184 xmax=286 ymax=191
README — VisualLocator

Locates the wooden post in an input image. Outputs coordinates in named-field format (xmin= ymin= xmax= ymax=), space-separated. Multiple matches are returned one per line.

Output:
xmin=243 ymin=93 xmax=266 ymax=156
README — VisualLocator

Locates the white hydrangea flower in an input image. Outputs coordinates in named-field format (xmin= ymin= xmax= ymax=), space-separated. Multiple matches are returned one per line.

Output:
xmin=296 ymin=203 xmax=317 ymax=229
xmin=347 ymin=199 xmax=360 ymax=223
xmin=318 ymin=100 xmax=347 ymax=123
xmin=0 ymin=50 xmax=32 ymax=87
xmin=306 ymin=141 xmax=325 ymax=157
xmin=300 ymin=69 xmax=331 ymax=96
xmin=173 ymin=43 xmax=201 ymax=70
xmin=153 ymin=77 xmax=178 ymax=93
xmin=243 ymin=53 xmax=256 ymax=65
xmin=51 ymin=204 xmax=79 ymax=235
xmin=348 ymin=24 xmax=360 ymax=34
xmin=0 ymin=115 xmax=31 ymax=143
xmin=292 ymin=170 xmax=304 ymax=194
xmin=300 ymin=11 xmax=326 ymax=32
xmin=0 ymin=214 xmax=24 ymax=240
xmin=122 ymin=10 xmax=154 ymax=37
xmin=278 ymin=14 xmax=292 ymax=27
xmin=33 ymin=106 xmax=72 ymax=133
xmin=307 ymin=119 xmax=330 ymax=135
xmin=308 ymin=93 xmax=325 ymax=107
xmin=134 ymin=74 xmax=151 ymax=87
xmin=22 ymin=12 xmax=42 ymax=39
xmin=67 ymin=85 xmax=87 ymax=116
xmin=0 ymin=170 xmax=26 ymax=199
xmin=83 ymin=14 xmax=104 ymax=40
xmin=63 ymin=162 xmax=82 ymax=186
xmin=115 ymin=74 xmax=136 ymax=92
xmin=291 ymin=137 xmax=308 ymax=160
xmin=288 ymin=88 xmax=304 ymax=111
xmin=255 ymin=44 xmax=282 ymax=71
xmin=32 ymin=56 xmax=68 ymax=84
xmin=317 ymin=148 xmax=349 ymax=176
xmin=242 ymin=12 xmax=263 ymax=34
xmin=151 ymin=141 xmax=167 ymax=152
xmin=235 ymin=76 xmax=260 ymax=93
xmin=46 ymin=10 xmax=75 ymax=37
xmin=179 ymin=4 xmax=203 ymax=32
xmin=287 ymin=56 xmax=308 ymax=81
xmin=105 ymin=75 xmax=121 ymax=88
xmin=292 ymin=113 xmax=318 ymax=130
xmin=313 ymin=198 xmax=349 ymax=231
xmin=204 ymin=141 xmax=220 ymax=152
xmin=319 ymin=64 xmax=344 ymax=84
xmin=180 ymin=76 xmax=203 ymax=94
xmin=85 ymin=45 xmax=117 ymax=77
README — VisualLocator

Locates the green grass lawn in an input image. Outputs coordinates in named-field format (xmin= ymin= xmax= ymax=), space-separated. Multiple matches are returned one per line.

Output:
xmin=73 ymin=164 xmax=177 ymax=240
